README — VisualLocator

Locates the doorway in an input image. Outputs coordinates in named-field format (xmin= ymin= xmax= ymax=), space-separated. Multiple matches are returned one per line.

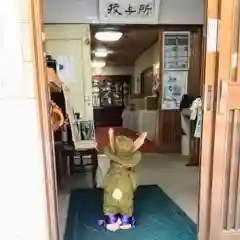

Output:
xmin=30 ymin=0 xmax=240 ymax=239
xmin=45 ymin=23 xmax=200 ymax=240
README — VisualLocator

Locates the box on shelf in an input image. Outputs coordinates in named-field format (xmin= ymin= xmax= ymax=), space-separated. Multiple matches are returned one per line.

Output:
xmin=144 ymin=96 xmax=158 ymax=110
xmin=129 ymin=98 xmax=145 ymax=110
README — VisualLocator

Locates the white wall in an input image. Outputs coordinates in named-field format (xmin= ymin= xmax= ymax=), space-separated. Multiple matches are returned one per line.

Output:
xmin=43 ymin=0 xmax=204 ymax=25
xmin=92 ymin=66 xmax=133 ymax=76
xmin=43 ymin=0 xmax=99 ymax=24
xmin=159 ymin=0 xmax=204 ymax=25
xmin=1 ymin=1 xmax=50 ymax=240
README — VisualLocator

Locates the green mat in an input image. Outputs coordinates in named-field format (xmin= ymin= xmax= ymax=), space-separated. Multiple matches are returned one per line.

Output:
xmin=64 ymin=185 xmax=197 ymax=240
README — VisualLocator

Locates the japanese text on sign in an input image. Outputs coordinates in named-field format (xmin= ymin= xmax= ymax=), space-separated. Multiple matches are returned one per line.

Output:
xmin=107 ymin=3 xmax=153 ymax=16
xmin=99 ymin=0 xmax=160 ymax=24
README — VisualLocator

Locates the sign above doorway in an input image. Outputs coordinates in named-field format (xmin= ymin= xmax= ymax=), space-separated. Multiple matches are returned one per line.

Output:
xmin=99 ymin=0 xmax=161 ymax=24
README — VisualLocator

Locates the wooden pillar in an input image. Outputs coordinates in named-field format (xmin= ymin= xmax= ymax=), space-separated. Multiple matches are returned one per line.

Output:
xmin=198 ymin=0 xmax=221 ymax=239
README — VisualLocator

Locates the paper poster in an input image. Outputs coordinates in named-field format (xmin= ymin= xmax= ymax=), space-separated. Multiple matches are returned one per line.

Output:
xmin=207 ymin=18 xmax=219 ymax=53
xmin=194 ymin=109 xmax=202 ymax=138
xmin=56 ymin=56 xmax=76 ymax=84
xmin=161 ymin=70 xmax=188 ymax=110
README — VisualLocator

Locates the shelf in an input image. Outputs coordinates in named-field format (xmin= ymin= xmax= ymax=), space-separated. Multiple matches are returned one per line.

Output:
xmin=47 ymin=67 xmax=62 ymax=92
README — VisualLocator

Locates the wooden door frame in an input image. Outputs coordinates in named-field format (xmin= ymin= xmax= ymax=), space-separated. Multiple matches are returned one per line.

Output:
xmin=208 ymin=0 xmax=240 ymax=238
xmin=29 ymin=0 xmax=59 ymax=240
xmin=198 ymin=0 xmax=221 ymax=239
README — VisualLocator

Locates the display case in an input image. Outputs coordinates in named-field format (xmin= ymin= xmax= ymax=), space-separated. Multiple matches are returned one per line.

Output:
xmin=92 ymin=75 xmax=131 ymax=127
xmin=92 ymin=77 xmax=130 ymax=108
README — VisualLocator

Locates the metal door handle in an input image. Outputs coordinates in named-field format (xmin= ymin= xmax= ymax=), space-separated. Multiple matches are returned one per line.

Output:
xmin=218 ymin=79 xmax=227 ymax=114
xmin=206 ymin=85 xmax=212 ymax=111
xmin=217 ymin=80 xmax=223 ymax=113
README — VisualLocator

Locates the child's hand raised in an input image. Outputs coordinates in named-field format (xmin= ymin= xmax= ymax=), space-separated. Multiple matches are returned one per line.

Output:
xmin=133 ymin=132 xmax=147 ymax=152
xmin=108 ymin=128 xmax=115 ymax=152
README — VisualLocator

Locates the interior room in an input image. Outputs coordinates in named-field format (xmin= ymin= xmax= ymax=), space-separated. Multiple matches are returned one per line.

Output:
xmin=46 ymin=25 xmax=201 ymax=240
xmin=91 ymin=24 xmax=160 ymax=150
xmin=42 ymin=1 xmax=204 ymax=240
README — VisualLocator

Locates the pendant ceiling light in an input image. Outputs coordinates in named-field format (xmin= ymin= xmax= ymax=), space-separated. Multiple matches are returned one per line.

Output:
xmin=95 ymin=31 xmax=123 ymax=42
xmin=94 ymin=48 xmax=108 ymax=58
xmin=91 ymin=60 xmax=106 ymax=68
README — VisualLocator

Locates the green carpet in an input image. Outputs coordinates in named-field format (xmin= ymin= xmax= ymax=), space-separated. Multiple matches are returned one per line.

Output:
xmin=64 ymin=185 xmax=197 ymax=240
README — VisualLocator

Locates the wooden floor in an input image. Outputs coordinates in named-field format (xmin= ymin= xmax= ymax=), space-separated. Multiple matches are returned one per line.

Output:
xmin=95 ymin=127 xmax=160 ymax=154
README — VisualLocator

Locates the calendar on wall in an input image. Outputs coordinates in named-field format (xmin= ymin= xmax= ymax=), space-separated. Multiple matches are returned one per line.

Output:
xmin=163 ymin=32 xmax=190 ymax=70
xmin=161 ymin=31 xmax=190 ymax=110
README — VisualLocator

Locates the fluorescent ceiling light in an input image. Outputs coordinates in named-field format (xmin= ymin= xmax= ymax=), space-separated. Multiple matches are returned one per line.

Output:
xmin=95 ymin=31 xmax=123 ymax=42
xmin=91 ymin=61 xmax=106 ymax=68
xmin=94 ymin=48 xmax=108 ymax=58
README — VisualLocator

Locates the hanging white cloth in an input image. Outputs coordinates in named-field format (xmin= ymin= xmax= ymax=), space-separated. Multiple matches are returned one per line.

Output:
xmin=190 ymin=97 xmax=202 ymax=138
xmin=62 ymin=84 xmax=78 ymax=143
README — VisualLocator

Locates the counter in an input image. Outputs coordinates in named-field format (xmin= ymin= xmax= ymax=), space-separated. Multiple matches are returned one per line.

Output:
xmin=122 ymin=109 xmax=157 ymax=141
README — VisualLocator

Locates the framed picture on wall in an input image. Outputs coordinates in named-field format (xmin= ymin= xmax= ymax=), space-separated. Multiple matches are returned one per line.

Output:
xmin=80 ymin=120 xmax=96 ymax=141
xmin=140 ymin=67 xmax=154 ymax=96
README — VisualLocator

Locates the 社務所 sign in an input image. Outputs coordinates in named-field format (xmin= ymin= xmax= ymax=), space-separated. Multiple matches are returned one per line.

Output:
xmin=99 ymin=0 xmax=161 ymax=24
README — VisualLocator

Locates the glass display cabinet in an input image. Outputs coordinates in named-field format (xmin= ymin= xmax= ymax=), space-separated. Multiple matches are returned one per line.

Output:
xmin=92 ymin=76 xmax=131 ymax=126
